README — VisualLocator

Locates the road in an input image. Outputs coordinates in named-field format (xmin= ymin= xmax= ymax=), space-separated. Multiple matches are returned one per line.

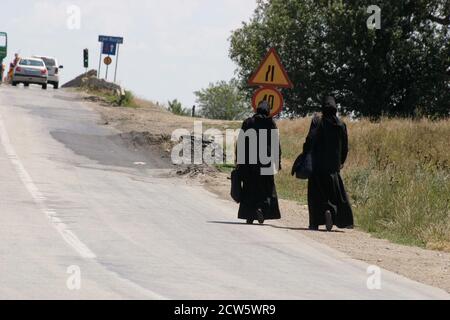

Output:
xmin=0 ymin=85 xmax=447 ymax=300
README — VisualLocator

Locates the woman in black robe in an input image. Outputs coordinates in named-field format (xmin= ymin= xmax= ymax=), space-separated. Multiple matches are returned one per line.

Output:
xmin=236 ymin=102 xmax=281 ymax=225
xmin=303 ymin=96 xmax=354 ymax=231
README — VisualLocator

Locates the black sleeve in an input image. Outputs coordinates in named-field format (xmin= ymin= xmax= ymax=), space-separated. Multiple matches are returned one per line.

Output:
xmin=303 ymin=116 xmax=319 ymax=153
xmin=341 ymin=123 xmax=349 ymax=165
xmin=236 ymin=119 xmax=250 ymax=167
xmin=272 ymin=120 xmax=282 ymax=170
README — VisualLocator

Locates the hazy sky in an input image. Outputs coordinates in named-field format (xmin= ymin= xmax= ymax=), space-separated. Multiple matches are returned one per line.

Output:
xmin=1 ymin=0 xmax=256 ymax=107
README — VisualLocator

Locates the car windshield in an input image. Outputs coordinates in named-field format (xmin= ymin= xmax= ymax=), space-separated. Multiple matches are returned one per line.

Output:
xmin=19 ymin=59 xmax=44 ymax=67
xmin=41 ymin=57 xmax=55 ymax=67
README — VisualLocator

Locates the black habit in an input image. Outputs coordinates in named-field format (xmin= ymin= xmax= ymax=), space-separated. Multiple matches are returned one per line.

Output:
xmin=303 ymin=113 xmax=354 ymax=229
xmin=236 ymin=114 xmax=281 ymax=221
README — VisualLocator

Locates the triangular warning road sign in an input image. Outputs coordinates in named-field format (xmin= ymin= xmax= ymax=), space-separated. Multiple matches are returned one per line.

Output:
xmin=248 ymin=48 xmax=293 ymax=88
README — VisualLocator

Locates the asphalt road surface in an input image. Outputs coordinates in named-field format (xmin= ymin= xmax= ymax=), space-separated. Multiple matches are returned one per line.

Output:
xmin=0 ymin=85 xmax=448 ymax=300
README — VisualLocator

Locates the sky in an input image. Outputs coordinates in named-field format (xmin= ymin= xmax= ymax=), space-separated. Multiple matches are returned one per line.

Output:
xmin=0 ymin=0 xmax=256 ymax=107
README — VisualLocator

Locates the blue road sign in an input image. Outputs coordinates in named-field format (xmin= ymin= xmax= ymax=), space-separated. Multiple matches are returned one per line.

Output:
xmin=98 ymin=35 xmax=124 ymax=82
xmin=98 ymin=35 xmax=124 ymax=44
xmin=102 ymin=41 xmax=117 ymax=56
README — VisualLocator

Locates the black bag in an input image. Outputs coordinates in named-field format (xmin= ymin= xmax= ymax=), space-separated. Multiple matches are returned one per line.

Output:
xmin=291 ymin=152 xmax=313 ymax=180
xmin=291 ymin=115 xmax=320 ymax=180
xmin=230 ymin=169 xmax=242 ymax=203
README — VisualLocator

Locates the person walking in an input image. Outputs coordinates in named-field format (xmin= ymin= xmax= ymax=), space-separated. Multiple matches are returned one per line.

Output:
xmin=7 ymin=53 xmax=20 ymax=83
xmin=0 ymin=62 xmax=4 ymax=83
xmin=303 ymin=96 xmax=354 ymax=231
xmin=235 ymin=101 xmax=281 ymax=225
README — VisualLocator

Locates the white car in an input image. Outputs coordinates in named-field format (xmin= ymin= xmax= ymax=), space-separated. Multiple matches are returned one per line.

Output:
xmin=33 ymin=56 xmax=63 ymax=89
xmin=12 ymin=57 xmax=48 ymax=90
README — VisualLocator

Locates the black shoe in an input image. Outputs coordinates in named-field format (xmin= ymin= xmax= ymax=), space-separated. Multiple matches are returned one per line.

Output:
xmin=246 ymin=219 xmax=254 ymax=225
xmin=325 ymin=210 xmax=333 ymax=232
xmin=309 ymin=225 xmax=319 ymax=231
xmin=256 ymin=209 xmax=265 ymax=225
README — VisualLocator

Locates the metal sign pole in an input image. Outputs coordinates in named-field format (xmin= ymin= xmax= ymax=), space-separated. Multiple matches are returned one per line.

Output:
xmin=98 ymin=42 xmax=102 ymax=79
xmin=105 ymin=55 xmax=110 ymax=81
xmin=114 ymin=44 xmax=120 ymax=83
xmin=98 ymin=35 xmax=123 ymax=80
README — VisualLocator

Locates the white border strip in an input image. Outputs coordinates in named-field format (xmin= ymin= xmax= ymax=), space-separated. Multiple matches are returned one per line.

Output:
xmin=0 ymin=114 xmax=96 ymax=259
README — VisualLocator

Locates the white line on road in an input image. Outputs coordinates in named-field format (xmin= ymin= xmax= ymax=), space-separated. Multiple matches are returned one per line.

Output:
xmin=0 ymin=113 xmax=96 ymax=259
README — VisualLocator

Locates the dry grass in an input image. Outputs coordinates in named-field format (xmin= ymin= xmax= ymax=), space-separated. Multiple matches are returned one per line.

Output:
xmin=276 ymin=117 xmax=450 ymax=251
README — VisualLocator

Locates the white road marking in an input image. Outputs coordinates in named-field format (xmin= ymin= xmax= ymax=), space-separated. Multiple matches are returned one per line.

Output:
xmin=0 ymin=111 xmax=167 ymax=299
xmin=0 ymin=113 xmax=96 ymax=259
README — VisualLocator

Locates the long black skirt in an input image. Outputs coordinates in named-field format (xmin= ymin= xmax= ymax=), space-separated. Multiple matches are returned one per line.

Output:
xmin=238 ymin=168 xmax=281 ymax=221
xmin=308 ymin=172 xmax=354 ymax=229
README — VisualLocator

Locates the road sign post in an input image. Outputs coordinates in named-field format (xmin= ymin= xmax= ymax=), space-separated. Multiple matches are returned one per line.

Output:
xmin=98 ymin=43 xmax=102 ymax=79
xmin=248 ymin=48 xmax=293 ymax=117
xmin=114 ymin=43 xmax=120 ymax=83
xmin=105 ymin=59 xmax=109 ymax=81
xmin=98 ymin=35 xmax=123 ymax=81
xmin=104 ymin=56 xmax=112 ymax=80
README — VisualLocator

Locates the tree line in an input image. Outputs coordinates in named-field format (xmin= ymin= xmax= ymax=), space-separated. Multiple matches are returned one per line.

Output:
xmin=229 ymin=0 xmax=449 ymax=119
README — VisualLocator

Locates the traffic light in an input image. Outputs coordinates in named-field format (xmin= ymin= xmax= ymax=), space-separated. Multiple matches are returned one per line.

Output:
xmin=83 ymin=49 xmax=89 ymax=69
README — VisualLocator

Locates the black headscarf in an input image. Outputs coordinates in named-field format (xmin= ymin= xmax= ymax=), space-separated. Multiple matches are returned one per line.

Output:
xmin=256 ymin=101 xmax=270 ymax=117
xmin=321 ymin=96 xmax=342 ymax=126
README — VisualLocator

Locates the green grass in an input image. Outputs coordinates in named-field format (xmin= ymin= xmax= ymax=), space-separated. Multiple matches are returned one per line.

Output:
xmin=276 ymin=117 xmax=450 ymax=251
xmin=81 ymin=87 xmax=138 ymax=108
xmin=102 ymin=90 xmax=137 ymax=108
xmin=349 ymin=167 xmax=450 ymax=248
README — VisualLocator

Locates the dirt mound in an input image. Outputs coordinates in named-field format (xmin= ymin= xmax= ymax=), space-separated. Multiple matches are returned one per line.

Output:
xmin=62 ymin=70 xmax=97 ymax=88
xmin=83 ymin=77 xmax=122 ymax=93
xmin=62 ymin=70 xmax=122 ymax=95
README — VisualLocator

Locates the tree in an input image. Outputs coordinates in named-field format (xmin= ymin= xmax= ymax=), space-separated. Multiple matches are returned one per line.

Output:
xmin=168 ymin=99 xmax=189 ymax=116
xmin=229 ymin=0 xmax=449 ymax=118
xmin=194 ymin=80 xmax=251 ymax=120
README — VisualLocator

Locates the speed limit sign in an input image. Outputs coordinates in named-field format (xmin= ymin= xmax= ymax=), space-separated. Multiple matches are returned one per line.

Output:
xmin=104 ymin=56 xmax=112 ymax=66
xmin=252 ymin=87 xmax=284 ymax=117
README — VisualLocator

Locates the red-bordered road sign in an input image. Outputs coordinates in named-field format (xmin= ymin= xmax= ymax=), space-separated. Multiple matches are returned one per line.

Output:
xmin=252 ymin=87 xmax=284 ymax=117
xmin=248 ymin=48 xmax=293 ymax=89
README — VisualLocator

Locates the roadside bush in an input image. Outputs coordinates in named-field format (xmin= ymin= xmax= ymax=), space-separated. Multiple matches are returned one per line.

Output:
xmin=120 ymin=90 xmax=135 ymax=107
xmin=194 ymin=80 xmax=251 ymax=120
xmin=168 ymin=99 xmax=189 ymax=116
